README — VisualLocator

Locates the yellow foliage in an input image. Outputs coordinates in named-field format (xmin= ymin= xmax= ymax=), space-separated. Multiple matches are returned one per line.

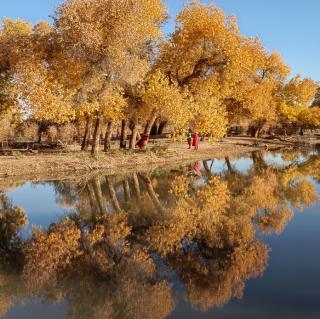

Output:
xmin=0 ymin=2 xmax=317 ymax=139
xmin=282 ymin=75 xmax=318 ymax=105
xmin=298 ymin=107 xmax=320 ymax=127
xmin=279 ymin=102 xmax=306 ymax=123
xmin=189 ymin=92 xmax=227 ymax=139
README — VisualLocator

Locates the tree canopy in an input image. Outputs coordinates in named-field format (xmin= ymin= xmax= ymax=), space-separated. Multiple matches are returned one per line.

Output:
xmin=0 ymin=0 xmax=319 ymax=151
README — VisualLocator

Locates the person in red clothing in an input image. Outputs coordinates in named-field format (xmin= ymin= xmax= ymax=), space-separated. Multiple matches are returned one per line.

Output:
xmin=136 ymin=134 xmax=149 ymax=150
xmin=192 ymin=132 xmax=199 ymax=150
xmin=187 ymin=128 xmax=193 ymax=149
xmin=193 ymin=162 xmax=202 ymax=176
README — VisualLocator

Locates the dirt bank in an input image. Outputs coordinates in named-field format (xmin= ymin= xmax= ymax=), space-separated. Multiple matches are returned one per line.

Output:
xmin=0 ymin=137 xmax=306 ymax=180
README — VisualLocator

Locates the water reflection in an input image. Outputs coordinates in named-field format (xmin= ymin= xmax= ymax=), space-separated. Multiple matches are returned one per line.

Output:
xmin=0 ymin=150 xmax=320 ymax=318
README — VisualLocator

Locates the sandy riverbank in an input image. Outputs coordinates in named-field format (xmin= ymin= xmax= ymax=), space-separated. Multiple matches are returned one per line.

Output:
xmin=0 ymin=136 xmax=311 ymax=181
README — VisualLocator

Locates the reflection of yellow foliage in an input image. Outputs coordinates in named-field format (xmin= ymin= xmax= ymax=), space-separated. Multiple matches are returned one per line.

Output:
xmin=67 ymin=249 xmax=175 ymax=319
xmin=285 ymin=179 xmax=318 ymax=210
xmin=258 ymin=208 xmax=293 ymax=235
xmin=0 ymin=193 xmax=28 ymax=249
xmin=0 ymin=273 xmax=14 ymax=317
xmin=23 ymin=220 xmax=82 ymax=291
xmin=149 ymin=176 xmax=252 ymax=254
xmin=234 ymin=173 xmax=280 ymax=218
xmin=171 ymin=241 xmax=268 ymax=311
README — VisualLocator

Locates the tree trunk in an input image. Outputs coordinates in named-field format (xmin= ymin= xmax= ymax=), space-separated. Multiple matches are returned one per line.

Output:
xmin=123 ymin=179 xmax=131 ymax=201
xmin=251 ymin=120 xmax=266 ymax=138
xmin=86 ymin=183 xmax=99 ymax=214
xmin=300 ymin=127 xmax=304 ymax=136
xmin=92 ymin=179 xmax=107 ymax=214
xmin=252 ymin=151 xmax=267 ymax=171
xmin=81 ymin=116 xmax=91 ymax=151
xmin=254 ymin=128 xmax=260 ymax=138
xmin=106 ymin=177 xmax=121 ymax=212
xmin=151 ymin=123 xmax=159 ymax=135
xmin=132 ymin=173 xmax=141 ymax=199
xmin=38 ymin=130 xmax=42 ymax=144
xmin=120 ymin=120 xmax=128 ymax=149
xmin=203 ymin=161 xmax=212 ymax=177
xmin=91 ymin=116 xmax=101 ymax=155
xmin=84 ymin=121 xmax=92 ymax=152
xmin=251 ymin=126 xmax=260 ymax=138
xmin=140 ymin=174 xmax=165 ymax=214
xmin=144 ymin=111 xmax=158 ymax=136
xmin=225 ymin=156 xmax=234 ymax=174
xmin=158 ymin=121 xmax=167 ymax=135
xmin=104 ymin=121 xmax=114 ymax=151
xmin=129 ymin=119 xmax=139 ymax=149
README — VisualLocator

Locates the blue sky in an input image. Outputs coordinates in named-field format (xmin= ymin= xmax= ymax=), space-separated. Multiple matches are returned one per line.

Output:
xmin=0 ymin=0 xmax=319 ymax=81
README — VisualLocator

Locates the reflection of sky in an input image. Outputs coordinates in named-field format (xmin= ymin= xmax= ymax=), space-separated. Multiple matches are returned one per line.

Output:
xmin=201 ymin=157 xmax=253 ymax=175
xmin=264 ymin=150 xmax=318 ymax=167
xmin=191 ymin=157 xmax=253 ymax=188
xmin=8 ymin=182 xmax=72 ymax=236
xmin=4 ymin=300 xmax=67 ymax=319
xmin=264 ymin=153 xmax=303 ymax=167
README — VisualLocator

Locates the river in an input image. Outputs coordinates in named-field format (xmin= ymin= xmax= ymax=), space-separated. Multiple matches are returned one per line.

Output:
xmin=1 ymin=149 xmax=320 ymax=319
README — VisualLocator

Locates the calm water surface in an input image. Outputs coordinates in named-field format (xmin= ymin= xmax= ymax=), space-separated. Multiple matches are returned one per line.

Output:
xmin=1 ymin=149 xmax=320 ymax=319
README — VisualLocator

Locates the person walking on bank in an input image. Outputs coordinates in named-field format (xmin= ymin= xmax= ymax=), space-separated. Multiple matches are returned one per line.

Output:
xmin=192 ymin=132 xmax=199 ymax=150
xmin=136 ymin=133 xmax=149 ymax=150
xmin=187 ymin=128 xmax=192 ymax=149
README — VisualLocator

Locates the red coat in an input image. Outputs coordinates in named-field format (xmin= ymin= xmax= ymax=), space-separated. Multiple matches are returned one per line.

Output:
xmin=137 ymin=134 xmax=149 ymax=149
xmin=192 ymin=134 xmax=199 ymax=147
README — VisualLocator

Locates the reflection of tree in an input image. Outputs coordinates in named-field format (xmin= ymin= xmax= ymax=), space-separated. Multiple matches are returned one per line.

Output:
xmin=0 ymin=151 xmax=319 ymax=318
xmin=217 ymin=151 xmax=319 ymax=235
xmin=0 ymin=193 xmax=26 ymax=318
xmin=139 ymin=174 xmax=165 ymax=214
xmin=251 ymin=151 xmax=268 ymax=172
xmin=0 ymin=192 xmax=27 ymax=255
xmin=1 ymin=212 xmax=175 ymax=319
xmin=145 ymin=175 xmax=269 ymax=310
xmin=53 ymin=181 xmax=79 ymax=208
xmin=0 ymin=268 xmax=17 ymax=318
xmin=66 ymin=251 xmax=174 ymax=319
xmin=169 ymin=241 xmax=268 ymax=311
xmin=106 ymin=177 xmax=121 ymax=212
